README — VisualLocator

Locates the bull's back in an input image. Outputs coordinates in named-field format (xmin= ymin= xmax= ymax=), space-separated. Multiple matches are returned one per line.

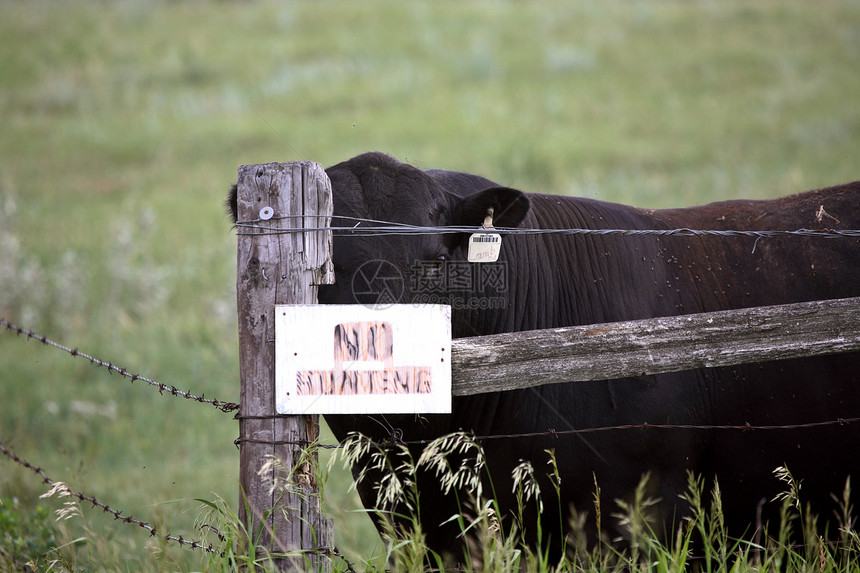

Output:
xmin=650 ymin=182 xmax=860 ymax=310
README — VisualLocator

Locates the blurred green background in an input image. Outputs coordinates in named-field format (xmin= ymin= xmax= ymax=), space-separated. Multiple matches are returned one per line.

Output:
xmin=1 ymin=0 xmax=858 ymax=569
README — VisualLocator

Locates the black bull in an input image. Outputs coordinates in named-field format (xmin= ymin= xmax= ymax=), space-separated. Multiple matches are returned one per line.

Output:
xmin=228 ymin=152 xmax=859 ymax=557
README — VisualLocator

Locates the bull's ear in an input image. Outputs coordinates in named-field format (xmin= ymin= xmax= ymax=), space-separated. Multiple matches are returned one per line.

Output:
xmin=226 ymin=184 xmax=238 ymax=224
xmin=455 ymin=187 xmax=529 ymax=228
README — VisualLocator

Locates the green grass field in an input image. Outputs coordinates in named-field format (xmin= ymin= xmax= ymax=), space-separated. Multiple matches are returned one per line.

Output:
xmin=1 ymin=0 xmax=858 ymax=570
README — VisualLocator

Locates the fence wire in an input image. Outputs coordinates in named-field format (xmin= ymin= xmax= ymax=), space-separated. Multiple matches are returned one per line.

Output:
xmin=0 ymin=440 xmax=220 ymax=555
xmin=233 ymin=414 xmax=860 ymax=451
xmin=234 ymin=214 xmax=860 ymax=239
xmin=0 ymin=318 xmax=239 ymax=413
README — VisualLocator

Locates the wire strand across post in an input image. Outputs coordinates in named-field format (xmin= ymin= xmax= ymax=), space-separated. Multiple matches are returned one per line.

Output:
xmin=234 ymin=162 xmax=334 ymax=570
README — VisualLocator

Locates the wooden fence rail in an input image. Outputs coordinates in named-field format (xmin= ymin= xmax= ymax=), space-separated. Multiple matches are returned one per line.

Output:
xmin=452 ymin=296 xmax=860 ymax=396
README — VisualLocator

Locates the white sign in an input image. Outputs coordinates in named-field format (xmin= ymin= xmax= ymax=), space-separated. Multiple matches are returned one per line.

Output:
xmin=274 ymin=304 xmax=452 ymax=414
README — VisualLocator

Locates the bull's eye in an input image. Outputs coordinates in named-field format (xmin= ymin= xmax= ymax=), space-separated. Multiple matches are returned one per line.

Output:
xmin=436 ymin=254 xmax=448 ymax=263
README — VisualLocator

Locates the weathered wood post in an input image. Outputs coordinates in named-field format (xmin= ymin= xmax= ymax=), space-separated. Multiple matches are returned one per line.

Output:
xmin=235 ymin=162 xmax=334 ymax=569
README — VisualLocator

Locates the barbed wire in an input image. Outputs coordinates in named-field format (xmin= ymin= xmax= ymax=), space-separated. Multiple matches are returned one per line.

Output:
xmin=233 ymin=436 xmax=342 ymax=450
xmin=234 ymin=214 xmax=860 ymax=239
xmin=0 ymin=318 xmax=239 ymax=413
xmin=465 ymin=416 xmax=860 ymax=443
xmin=0 ymin=440 xmax=220 ymax=555
xmin=233 ymin=415 xmax=860 ymax=451
xmin=5 ymin=313 xmax=856 ymax=444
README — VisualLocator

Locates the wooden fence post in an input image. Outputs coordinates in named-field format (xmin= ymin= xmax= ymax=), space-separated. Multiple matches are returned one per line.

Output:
xmin=235 ymin=162 xmax=334 ymax=569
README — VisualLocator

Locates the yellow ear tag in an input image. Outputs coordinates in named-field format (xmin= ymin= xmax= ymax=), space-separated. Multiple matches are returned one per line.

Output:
xmin=467 ymin=207 xmax=502 ymax=263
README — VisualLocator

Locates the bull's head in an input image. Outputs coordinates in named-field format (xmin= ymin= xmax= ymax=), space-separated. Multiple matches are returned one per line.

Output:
xmin=227 ymin=152 xmax=529 ymax=335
